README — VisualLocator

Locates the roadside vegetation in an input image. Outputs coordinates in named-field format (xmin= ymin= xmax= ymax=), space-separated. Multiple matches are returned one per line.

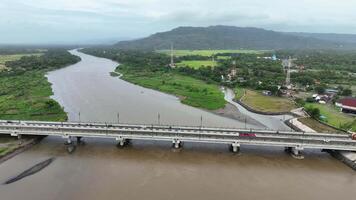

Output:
xmin=304 ymin=103 xmax=356 ymax=131
xmin=240 ymin=90 xmax=296 ymax=113
xmin=298 ymin=117 xmax=344 ymax=133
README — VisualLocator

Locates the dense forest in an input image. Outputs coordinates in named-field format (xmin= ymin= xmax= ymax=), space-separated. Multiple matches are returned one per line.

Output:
xmin=2 ymin=49 xmax=81 ymax=76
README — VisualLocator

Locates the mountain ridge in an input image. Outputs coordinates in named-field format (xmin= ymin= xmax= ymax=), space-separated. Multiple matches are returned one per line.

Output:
xmin=115 ymin=25 xmax=355 ymax=50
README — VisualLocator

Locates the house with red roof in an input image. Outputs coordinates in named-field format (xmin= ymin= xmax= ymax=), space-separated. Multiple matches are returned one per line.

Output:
xmin=336 ymin=98 xmax=356 ymax=114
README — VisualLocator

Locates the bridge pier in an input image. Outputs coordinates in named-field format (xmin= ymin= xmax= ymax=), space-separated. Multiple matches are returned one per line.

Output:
xmin=64 ymin=136 xmax=76 ymax=154
xmin=76 ymin=136 xmax=85 ymax=145
xmin=172 ymin=139 xmax=182 ymax=149
xmin=230 ymin=143 xmax=240 ymax=153
xmin=286 ymin=146 xmax=304 ymax=159
xmin=116 ymin=137 xmax=128 ymax=148
xmin=17 ymin=134 xmax=23 ymax=144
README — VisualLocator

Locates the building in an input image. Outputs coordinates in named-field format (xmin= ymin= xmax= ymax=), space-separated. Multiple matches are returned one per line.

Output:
xmin=336 ymin=98 xmax=356 ymax=114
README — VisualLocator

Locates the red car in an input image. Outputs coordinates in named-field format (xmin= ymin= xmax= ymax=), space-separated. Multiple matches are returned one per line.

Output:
xmin=352 ymin=133 xmax=356 ymax=140
xmin=239 ymin=133 xmax=256 ymax=137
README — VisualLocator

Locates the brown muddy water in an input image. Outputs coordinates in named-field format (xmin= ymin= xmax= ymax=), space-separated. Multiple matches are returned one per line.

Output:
xmin=0 ymin=50 xmax=355 ymax=200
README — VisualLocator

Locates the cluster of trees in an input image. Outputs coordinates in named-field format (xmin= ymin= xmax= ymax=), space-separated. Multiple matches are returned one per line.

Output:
xmin=81 ymin=48 xmax=169 ymax=72
xmin=2 ymin=50 xmax=80 ymax=76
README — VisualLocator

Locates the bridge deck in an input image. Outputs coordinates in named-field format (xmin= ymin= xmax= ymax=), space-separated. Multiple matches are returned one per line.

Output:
xmin=1 ymin=120 xmax=356 ymax=151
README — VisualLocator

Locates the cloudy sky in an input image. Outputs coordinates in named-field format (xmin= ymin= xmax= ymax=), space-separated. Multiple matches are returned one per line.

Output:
xmin=1 ymin=0 xmax=356 ymax=44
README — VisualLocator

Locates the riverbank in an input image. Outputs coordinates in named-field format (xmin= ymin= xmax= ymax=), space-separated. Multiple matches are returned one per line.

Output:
xmin=0 ymin=50 xmax=80 ymax=159
xmin=0 ymin=136 xmax=45 ymax=164
xmin=117 ymin=66 xmax=226 ymax=110
xmin=288 ymin=117 xmax=356 ymax=170
xmin=304 ymin=103 xmax=356 ymax=132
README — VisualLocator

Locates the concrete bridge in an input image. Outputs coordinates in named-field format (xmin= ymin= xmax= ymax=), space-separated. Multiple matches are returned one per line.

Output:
xmin=1 ymin=120 xmax=355 ymax=158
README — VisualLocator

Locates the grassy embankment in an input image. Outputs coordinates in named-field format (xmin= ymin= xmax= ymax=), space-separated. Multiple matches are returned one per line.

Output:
xmin=0 ymin=53 xmax=67 ymax=121
xmin=239 ymin=89 xmax=296 ymax=113
xmin=0 ymin=52 xmax=79 ymax=157
xmin=0 ymin=72 xmax=67 ymax=121
xmin=298 ymin=118 xmax=344 ymax=133
xmin=117 ymin=66 xmax=226 ymax=110
xmin=304 ymin=103 xmax=356 ymax=132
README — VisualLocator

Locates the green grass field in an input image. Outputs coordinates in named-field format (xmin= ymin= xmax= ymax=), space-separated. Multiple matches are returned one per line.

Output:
xmin=234 ymin=87 xmax=245 ymax=100
xmin=176 ymin=60 xmax=217 ymax=69
xmin=0 ymin=71 xmax=67 ymax=121
xmin=117 ymin=67 xmax=226 ymax=110
xmin=0 ymin=53 xmax=43 ymax=71
xmin=298 ymin=117 xmax=344 ymax=133
xmin=158 ymin=50 xmax=266 ymax=57
xmin=240 ymin=90 xmax=296 ymax=113
xmin=304 ymin=103 xmax=356 ymax=131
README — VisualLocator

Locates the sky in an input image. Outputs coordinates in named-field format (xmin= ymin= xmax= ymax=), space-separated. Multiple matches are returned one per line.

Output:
xmin=1 ymin=0 xmax=356 ymax=44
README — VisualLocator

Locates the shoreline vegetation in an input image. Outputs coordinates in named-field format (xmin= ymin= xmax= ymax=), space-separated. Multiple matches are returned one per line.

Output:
xmin=81 ymin=48 xmax=228 ymax=110
xmin=0 ymin=49 xmax=80 ymax=158
xmin=117 ymin=66 xmax=226 ymax=110
xmin=304 ymin=103 xmax=356 ymax=132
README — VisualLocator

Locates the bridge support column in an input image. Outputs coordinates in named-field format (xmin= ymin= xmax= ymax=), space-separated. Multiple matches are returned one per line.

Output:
xmin=231 ymin=143 xmax=240 ymax=153
xmin=17 ymin=134 xmax=23 ymax=144
xmin=286 ymin=146 xmax=304 ymax=159
xmin=64 ymin=136 xmax=76 ymax=154
xmin=116 ymin=137 xmax=128 ymax=148
xmin=76 ymin=137 xmax=84 ymax=145
xmin=172 ymin=139 xmax=182 ymax=149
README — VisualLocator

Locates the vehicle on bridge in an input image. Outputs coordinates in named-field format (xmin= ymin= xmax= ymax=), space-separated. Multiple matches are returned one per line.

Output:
xmin=239 ymin=133 xmax=256 ymax=137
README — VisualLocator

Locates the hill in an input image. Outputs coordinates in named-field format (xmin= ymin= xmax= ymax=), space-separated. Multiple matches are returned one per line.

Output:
xmin=287 ymin=32 xmax=356 ymax=46
xmin=115 ymin=26 xmax=347 ymax=50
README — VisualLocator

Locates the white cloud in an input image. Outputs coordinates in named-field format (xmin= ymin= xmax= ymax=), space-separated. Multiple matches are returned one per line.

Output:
xmin=1 ymin=0 xmax=356 ymax=44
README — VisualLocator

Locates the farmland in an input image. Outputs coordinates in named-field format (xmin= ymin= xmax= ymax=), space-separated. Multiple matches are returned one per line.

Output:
xmin=240 ymin=90 xmax=296 ymax=113
xmin=158 ymin=49 xmax=266 ymax=57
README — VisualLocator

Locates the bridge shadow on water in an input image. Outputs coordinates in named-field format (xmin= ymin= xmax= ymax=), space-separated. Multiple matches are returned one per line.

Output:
xmin=22 ymin=135 xmax=352 ymax=173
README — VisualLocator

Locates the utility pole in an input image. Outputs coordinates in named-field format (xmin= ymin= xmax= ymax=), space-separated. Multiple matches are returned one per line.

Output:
xmin=158 ymin=113 xmax=161 ymax=125
xmin=78 ymin=111 xmax=81 ymax=123
xmin=117 ymin=112 xmax=120 ymax=124
xmin=200 ymin=115 xmax=203 ymax=128
xmin=170 ymin=43 xmax=174 ymax=68
xmin=286 ymin=56 xmax=292 ymax=86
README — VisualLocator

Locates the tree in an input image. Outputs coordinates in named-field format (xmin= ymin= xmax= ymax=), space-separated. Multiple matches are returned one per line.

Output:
xmin=305 ymin=107 xmax=320 ymax=119
xmin=315 ymin=85 xmax=325 ymax=94
xmin=341 ymin=88 xmax=352 ymax=96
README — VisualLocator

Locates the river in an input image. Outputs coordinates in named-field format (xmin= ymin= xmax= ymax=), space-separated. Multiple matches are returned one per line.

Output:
xmin=0 ymin=49 xmax=355 ymax=200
